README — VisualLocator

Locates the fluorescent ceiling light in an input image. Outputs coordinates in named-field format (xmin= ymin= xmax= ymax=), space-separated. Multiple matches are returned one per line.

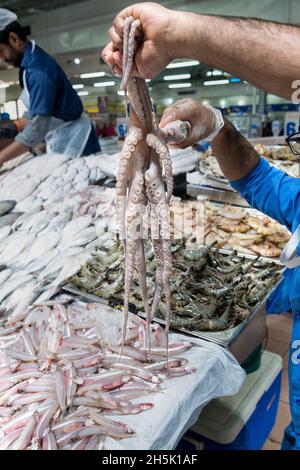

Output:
xmin=0 ymin=83 xmax=9 ymax=89
xmin=94 ymin=81 xmax=115 ymax=87
xmin=146 ymin=79 xmax=151 ymax=82
xmin=81 ymin=72 xmax=105 ymax=79
xmin=203 ymin=79 xmax=230 ymax=86
xmin=207 ymin=70 xmax=223 ymax=77
xmin=168 ymin=83 xmax=192 ymax=89
xmin=78 ymin=91 xmax=89 ymax=96
xmin=212 ymin=70 xmax=223 ymax=76
xmin=163 ymin=74 xmax=191 ymax=81
xmin=167 ymin=60 xmax=199 ymax=69
xmin=118 ymin=90 xmax=125 ymax=96
xmin=72 ymin=84 xmax=84 ymax=89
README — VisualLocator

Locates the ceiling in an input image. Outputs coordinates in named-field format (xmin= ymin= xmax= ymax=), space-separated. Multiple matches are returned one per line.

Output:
xmin=1 ymin=0 xmax=86 ymax=15
xmin=0 ymin=0 xmax=296 ymax=107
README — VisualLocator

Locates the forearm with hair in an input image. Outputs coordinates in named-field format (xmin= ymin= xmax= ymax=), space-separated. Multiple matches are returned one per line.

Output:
xmin=211 ymin=119 xmax=260 ymax=181
xmin=0 ymin=141 xmax=29 ymax=166
xmin=177 ymin=13 xmax=299 ymax=99
xmin=15 ymin=115 xmax=51 ymax=149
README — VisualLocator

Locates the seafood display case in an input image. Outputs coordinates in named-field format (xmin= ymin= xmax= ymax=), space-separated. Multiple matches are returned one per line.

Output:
xmin=63 ymin=248 xmax=284 ymax=365
xmin=138 ymin=252 xmax=283 ymax=365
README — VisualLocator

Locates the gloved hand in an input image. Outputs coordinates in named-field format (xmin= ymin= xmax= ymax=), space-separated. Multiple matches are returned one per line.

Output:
xmin=159 ymin=98 xmax=224 ymax=148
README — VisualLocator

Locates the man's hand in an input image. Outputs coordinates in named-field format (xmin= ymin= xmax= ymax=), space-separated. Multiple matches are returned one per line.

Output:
xmin=160 ymin=98 xmax=259 ymax=181
xmin=160 ymin=98 xmax=222 ymax=148
xmin=102 ymin=2 xmax=179 ymax=78
xmin=0 ymin=141 xmax=29 ymax=167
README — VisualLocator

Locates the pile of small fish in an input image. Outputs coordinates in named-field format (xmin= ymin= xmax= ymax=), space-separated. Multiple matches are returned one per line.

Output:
xmin=0 ymin=153 xmax=70 ymax=203
xmin=0 ymin=301 xmax=194 ymax=450
xmin=70 ymin=240 xmax=281 ymax=332
xmin=16 ymin=155 xmax=105 ymax=213
xmin=0 ymin=186 xmax=118 ymax=318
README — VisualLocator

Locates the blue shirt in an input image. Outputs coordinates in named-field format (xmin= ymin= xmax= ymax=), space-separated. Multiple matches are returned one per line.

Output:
xmin=20 ymin=42 xmax=100 ymax=155
xmin=231 ymin=157 xmax=300 ymax=313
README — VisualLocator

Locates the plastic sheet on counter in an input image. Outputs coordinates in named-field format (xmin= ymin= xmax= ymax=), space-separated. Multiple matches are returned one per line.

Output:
xmin=103 ymin=334 xmax=245 ymax=450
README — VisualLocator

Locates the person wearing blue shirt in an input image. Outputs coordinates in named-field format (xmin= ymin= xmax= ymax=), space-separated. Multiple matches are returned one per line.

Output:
xmin=160 ymin=98 xmax=300 ymax=451
xmin=104 ymin=2 xmax=300 ymax=450
xmin=0 ymin=8 xmax=100 ymax=168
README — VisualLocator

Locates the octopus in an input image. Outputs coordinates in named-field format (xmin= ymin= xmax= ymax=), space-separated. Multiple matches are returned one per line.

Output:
xmin=115 ymin=17 xmax=185 ymax=358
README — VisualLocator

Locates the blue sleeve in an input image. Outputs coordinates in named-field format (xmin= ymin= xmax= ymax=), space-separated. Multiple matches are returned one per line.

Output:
xmin=230 ymin=157 xmax=300 ymax=232
xmin=27 ymin=69 xmax=56 ymax=117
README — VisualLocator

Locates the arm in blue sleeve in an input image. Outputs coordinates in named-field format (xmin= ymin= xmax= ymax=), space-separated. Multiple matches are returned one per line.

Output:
xmin=27 ymin=70 xmax=56 ymax=118
xmin=230 ymin=157 xmax=300 ymax=232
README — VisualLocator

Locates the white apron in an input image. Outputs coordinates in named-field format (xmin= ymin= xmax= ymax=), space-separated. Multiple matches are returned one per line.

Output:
xmin=19 ymin=41 xmax=91 ymax=158
xmin=280 ymin=225 xmax=300 ymax=268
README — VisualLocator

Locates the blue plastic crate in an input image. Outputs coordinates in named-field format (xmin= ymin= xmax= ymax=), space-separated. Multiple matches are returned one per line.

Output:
xmin=177 ymin=351 xmax=282 ymax=451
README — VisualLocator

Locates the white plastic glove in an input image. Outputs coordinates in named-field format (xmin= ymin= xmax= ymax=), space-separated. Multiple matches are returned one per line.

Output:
xmin=159 ymin=98 xmax=224 ymax=148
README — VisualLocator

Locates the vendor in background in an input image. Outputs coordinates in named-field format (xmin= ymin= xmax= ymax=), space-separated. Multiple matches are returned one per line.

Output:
xmin=261 ymin=115 xmax=273 ymax=137
xmin=104 ymin=2 xmax=300 ymax=450
xmin=0 ymin=8 xmax=100 ymax=168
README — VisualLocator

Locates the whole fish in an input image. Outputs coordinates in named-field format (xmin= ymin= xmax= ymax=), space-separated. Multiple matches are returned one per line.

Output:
xmin=47 ymin=213 xmax=72 ymax=232
xmin=49 ymin=252 xmax=92 ymax=288
xmin=26 ymin=248 xmax=59 ymax=274
xmin=39 ymin=255 xmax=66 ymax=281
xmin=0 ymin=212 xmax=22 ymax=228
xmin=0 ymin=269 xmax=12 ymax=286
xmin=60 ymin=215 xmax=92 ymax=245
xmin=63 ymin=227 xmax=96 ymax=250
xmin=0 ymin=201 xmax=16 ymax=217
xmin=12 ymin=205 xmax=43 ymax=230
xmin=0 ymin=274 xmax=32 ymax=303
xmin=0 ymin=225 xmax=10 ymax=244
xmin=5 ymin=281 xmax=37 ymax=314
xmin=1 ymin=233 xmax=36 ymax=265
xmin=21 ymin=232 xmax=60 ymax=265
xmin=20 ymin=210 xmax=48 ymax=233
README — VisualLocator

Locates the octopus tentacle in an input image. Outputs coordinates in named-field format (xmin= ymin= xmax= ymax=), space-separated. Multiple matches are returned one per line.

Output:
xmin=121 ymin=19 xmax=141 ymax=90
xmin=116 ymin=126 xmax=143 ymax=240
xmin=122 ymin=16 xmax=136 ymax=119
xmin=127 ymin=79 xmax=147 ymax=129
xmin=162 ymin=238 xmax=172 ymax=362
xmin=122 ymin=17 xmax=135 ymax=73
xmin=146 ymin=133 xmax=174 ymax=204
xmin=134 ymin=239 xmax=151 ymax=357
xmin=145 ymin=149 xmax=167 ymax=321
xmin=119 ymin=18 xmax=173 ymax=362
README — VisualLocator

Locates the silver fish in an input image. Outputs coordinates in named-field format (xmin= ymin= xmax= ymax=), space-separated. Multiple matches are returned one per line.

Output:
xmin=0 ymin=274 xmax=32 ymax=303
xmin=60 ymin=215 xmax=92 ymax=245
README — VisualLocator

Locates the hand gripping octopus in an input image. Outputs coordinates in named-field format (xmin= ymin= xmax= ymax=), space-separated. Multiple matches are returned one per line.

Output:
xmin=116 ymin=18 xmax=174 ymax=359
